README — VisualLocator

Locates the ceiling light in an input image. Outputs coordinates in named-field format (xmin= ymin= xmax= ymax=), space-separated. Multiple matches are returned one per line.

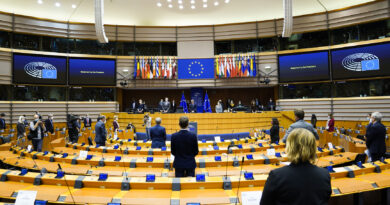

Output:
xmin=191 ymin=5 xmax=195 ymax=9
xmin=55 ymin=2 xmax=60 ymax=7
xmin=224 ymin=0 xmax=229 ymax=3
xmin=71 ymin=4 xmax=76 ymax=8
xmin=157 ymin=2 xmax=162 ymax=7
xmin=37 ymin=0 xmax=43 ymax=4
xmin=203 ymin=0 xmax=207 ymax=2
xmin=168 ymin=4 xmax=173 ymax=8
xmin=203 ymin=4 xmax=207 ymax=7
xmin=179 ymin=5 xmax=184 ymax=9
xmin=123 ymin=69 xmax=129 ymax=72
xmin=214 ymin=1 xmax=219 ymax=6
xmin=191 ymin=0 xmax=195 ymax=4
xmin=178 ymin=0 xmax=182 ymax=4
xmin=167 ymin=0 xmax=172 ymax=2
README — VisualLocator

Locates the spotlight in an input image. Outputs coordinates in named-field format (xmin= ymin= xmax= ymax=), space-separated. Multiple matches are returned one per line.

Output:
xmin=55 ymin=2 xmax=60 ymax=7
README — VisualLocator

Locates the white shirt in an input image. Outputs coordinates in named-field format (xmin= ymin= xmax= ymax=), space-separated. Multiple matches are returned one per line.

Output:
xmin=145 ymin=117 xmax=152 ymax=128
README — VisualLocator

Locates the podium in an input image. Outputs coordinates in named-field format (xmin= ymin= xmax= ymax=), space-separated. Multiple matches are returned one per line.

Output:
xmin=189 ymin=122 xmax=197 ymax=135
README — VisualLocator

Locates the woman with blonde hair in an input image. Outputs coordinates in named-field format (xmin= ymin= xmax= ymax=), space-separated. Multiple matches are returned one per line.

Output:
xmin=16 ymin=115 xmax=27 ymax=148
xmin=260 ymin=128 xmax=331 ymax=205
xmin=113 ymin=115 xmax=120 ymax=132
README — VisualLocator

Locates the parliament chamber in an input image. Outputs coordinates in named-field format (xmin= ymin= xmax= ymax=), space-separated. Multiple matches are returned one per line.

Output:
xmin=0 ymin=0 xmax=390 ymax=204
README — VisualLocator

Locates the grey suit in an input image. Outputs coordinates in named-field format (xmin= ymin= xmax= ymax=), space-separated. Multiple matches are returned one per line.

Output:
xmin=282 ymin=119 xmax=319 ymax=143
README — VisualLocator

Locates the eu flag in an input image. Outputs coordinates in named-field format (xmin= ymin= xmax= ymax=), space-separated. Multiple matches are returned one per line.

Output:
xmin=203 ymin=92 xmax=212 ymax=113
xmin=178 ymin=59 xmax=215 ymax=79
xmin=361 ymin=59 xmax=379 ymax=71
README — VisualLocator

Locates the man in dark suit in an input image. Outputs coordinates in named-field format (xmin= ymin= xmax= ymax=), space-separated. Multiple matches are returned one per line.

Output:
xmin=131 ymin=99 xmax=138 ymax=113
xmin=83 ymin=114 xmax=92 ymax=128
xmin=267 ymin=98 xmax=275 ymax=111
xmin=44 ymin=114 xmax=54 ymax=134
xmin=189 ymin=99 xmax=197 ymax=113
xmin=94 ymin=115 xmax=107 ymax=146
xmin=171 ymin=100 xmax=177 ymax=113
xmin=162 ymin=97 xmax=171 ymax=113
xmin=0 ymin=113 xmax=6 ymax=130
xmin=366 ymin=112 xmax=387 ymax=162
xmin=171 ymin=116 xmax=199 ymax=177
xmin=150 ymin=117 xmax=167 ymax=148
xmin=136 ymin=99 xmax=145 ymax=113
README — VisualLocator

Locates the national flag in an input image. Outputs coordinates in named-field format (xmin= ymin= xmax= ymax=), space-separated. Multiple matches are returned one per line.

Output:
xmin=226 ymin=56 xmax=231 ymax=78
xmin=134 ymin=57 xmax=138 ymax=79
xmin=180 ymin=93 xmax=188 ymax=113
xmin=249 ymin=55 xmax=254 ymax=77
xmin=252 ymin=55 xmax=257 ymax=77
xmin=215 ymin=57 xmax=219 ymax=78
xmin=172 ymin=58 xmax=176 ymax=79
xmin=141 ymin=57 xmax=146 ymax=79
xmin=203 ymin=92 xmax=212 ymax=113
xmin=156 ymin=57 xmax=160 ymax=78
xmin=152 ymin=58 xmax=156 ymax=78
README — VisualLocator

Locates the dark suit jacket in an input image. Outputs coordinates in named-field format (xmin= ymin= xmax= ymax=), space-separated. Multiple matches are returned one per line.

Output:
xmin=83 ymin=118 xmax=92 ymax=127
xmin=44 ymin=119 xmax=54 ymax=134
xmin=260 ymin=162 xmax=331 ymax=205
xmin=113 ymin=121 xmax=119 ymax=131
xmin=270 ymin=125 xmax=279 ymax=143
xmin=366 ymin=122 xmax=386 ymax=155
xmin=137 ymin=104 xmax=145 ymax=113
xmin=94 ymin=120 xmax=107 ymax=144
xmin=171 ymin=102 xmax=177 ymax=113
xmin=0 ymin=118 xmax=5 ymax=130
xmin=189 ymin=103 xmax=197 ymax=113
xmin=171 ymin=130 xmax=199 ymax=169
xmin=150 ymin=125 xmax=167 ymax=148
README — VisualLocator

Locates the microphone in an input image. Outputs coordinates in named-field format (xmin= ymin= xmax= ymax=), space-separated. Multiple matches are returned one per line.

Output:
xmin=235 ymin=157 xmax=245 ymax=205
xmin=57 ymin=164 xmax=76 ymax=205
xmin=31 ymin=156 xmax=44 ymax=176
xmin=119 ymin=148 xmax=128 ymax=180
xmin=225 ymin=145 xmax=239 ymax=179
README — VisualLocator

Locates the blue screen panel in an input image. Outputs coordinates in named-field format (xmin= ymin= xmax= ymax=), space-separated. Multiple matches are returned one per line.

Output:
xmin=69 ymin=58 xmax=116 ymax=86
xmin=331 ymin=42 xmax=390 ymax=80
xmin=13 ymin=54 xmax=67 ymax=85
xmin=278 ymin=51 xmax=330 ymax=83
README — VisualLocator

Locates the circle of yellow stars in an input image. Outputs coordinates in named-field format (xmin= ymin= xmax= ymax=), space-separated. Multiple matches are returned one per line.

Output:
xmin=188 ymin=61 xmax=204 ymax=77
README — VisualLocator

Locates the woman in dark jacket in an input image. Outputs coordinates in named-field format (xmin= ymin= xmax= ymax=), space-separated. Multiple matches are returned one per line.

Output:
xmin=269 ymin=118 xmax=280 ymax=144
xmin=17 ymin=115 xmax=26 ymax=148
xmin=261 ymin=128 xmax=331 ymax=205
xmin=311 ymin=114 xmax=317 ymax=128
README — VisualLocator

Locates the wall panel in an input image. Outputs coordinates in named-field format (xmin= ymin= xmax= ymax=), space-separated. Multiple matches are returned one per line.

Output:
xmin=0 ymin=51 xmax=12 ymax=84
xmin=0 ymin=13 xmax=12 ymax=31
xmin=14 ymin=16 xmax=67 ymax=37
xmin=214 ymin=23 xmax=257 ymax=40
xmin=278 ymin=99 xmax=332 ymax=121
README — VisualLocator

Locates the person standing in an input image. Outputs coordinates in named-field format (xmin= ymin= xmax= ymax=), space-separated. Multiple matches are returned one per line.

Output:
xmin=137 ymin=99 xmax=145 ymax=113
xmin=113 ymin=115 xmax=120 ymax=132
xmin=171 ymin=116 xmax=199 ymax=177
xmin=268 ymin=98 xmax=275 ymax=111
xmin=17 ymin=115 xmax=27 ymax=148
xmin=326 ymin=114 xmax=334 ymax=132
xmin=366 ymin=112 xmax=386 ymax=162
xmin=270 ymin=118 xmax=280 ymax=144
xmin=311 ymin=114 xmax=317 ymax=128
xmin=282 ymin=109 xmax=319 ymax=143
xmin=29 ymin=114 xmax=46 ymax=152
xmin=143 ymin=113 xmax=152 ymax=140
xmin=260 ymin=128 xmax=331 ymax=205
xmin=150 ymin=117 xmax=167 ymax=148
xmin=189 ymin=99 xmax=197 ymax=113
xmin=95 ymin=115 xmax=107 ymax=146
xmin=0 ymin=113 xmax=6 ymax=130
xmin=158 ymin=99 xmax=164 ymax=112
xmin=171 ymin=100 xmax=177 ymax=113
xmin=215 ymin=100 xmax=223 ymax=113
xmin=162 ymin=97 xmax=171 ymax=113
xmin=83 ymin=114 xmax=92 ymax=128
xmin=67 ymin=115 xmax=79 ymax=144
xmin=44 ymin=114 xmax=55 ymax=134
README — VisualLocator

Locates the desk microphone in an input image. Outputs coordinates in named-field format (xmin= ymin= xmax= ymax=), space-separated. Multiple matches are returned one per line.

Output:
xmin=119 ymin=148 xmax=128 ymax=180
xmin=225 ymin=145 xmax=239 ymax=180
xmin=31 ymin=155 xmax=45 ymax=176
xmin=57 ymin=164 xmax=76 ymax=205
xmin=235 ymin=157 xmax=245 ymax=205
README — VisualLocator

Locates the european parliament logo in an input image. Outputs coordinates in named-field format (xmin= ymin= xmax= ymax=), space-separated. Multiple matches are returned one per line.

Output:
xmin=342 ymin=53 xmax=380 ymax=72
xmin=178 ymin=58 xmax=214 ymax=79
xmin=24 ymin=62 xmax=57 ymax=79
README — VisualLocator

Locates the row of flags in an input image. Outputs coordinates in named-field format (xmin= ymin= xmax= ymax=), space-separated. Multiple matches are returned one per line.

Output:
xmin=215 ymin=55 xmax=257 ymax=78
xmin=134 ymin=57 xmax=177 ymax=79
xmin=180 ymin=92 xmax=212 ymax=113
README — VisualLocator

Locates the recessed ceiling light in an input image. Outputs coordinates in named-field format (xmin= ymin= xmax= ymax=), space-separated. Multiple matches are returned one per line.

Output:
xmin=157 ymin=2 xmax=162 ymax=7
xmin=168 ymin=4 xmax=173 ymax=8
xmin=191 ymin=0 xmax=195 ymax=4
xmin=55 ymin=2 xmax=60 ymax=7
xmin=167 ymin=0 xmax=172 ymax=2
xmin=179 ymin=5 xmax=184 ymax=9
xmin=71 ymin=4 xmax=76 ymax=8
xmin=224 ymin=0 xmax=229 ymax=3
xmin=178 ymin=0 xmax=182 ymax=4
xmin=191 ymin=5 xmax=195 ymax=9
xmin=123 ymin=69 xmax=129 ymax=72
xmin=37 ymin=0 xmax=43 ymax=4
xmin=203 ymin=0 xmax=207 ymax=2
xmin=203 ymin=4 xmax=207 ymax=8
xmin=214 ymin=1 xmax=219 ymax=6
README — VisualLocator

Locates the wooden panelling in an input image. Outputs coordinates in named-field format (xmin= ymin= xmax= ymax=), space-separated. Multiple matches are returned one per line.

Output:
xmin=117 ymin=26 xmax=135 ymax=41
xmin=214 ymin=23 xmax=257 ymax=40
xmin=68 ymin=24 xmax=117 ymax=41
xmin=0 ymin=51 xmax=12 ymax=85
xmin=278 ymin=96 xmax=390 ymax=122
xmin=0 ymin=101 xmax=118 ymax=126
xmin=0 ymin=13 xmax=12 ymax=31
xmin=257 ymin=21 xmax=276 ymax=37
xmin=177 ymin=27 xmax=214 ymax=42
xmin=135 ymin=27 xmax=176 ymax=42
xmin=292 ymin=13 xmax=328 ymax=33
xmin=14 ymin=16 xmax=67 ymax=37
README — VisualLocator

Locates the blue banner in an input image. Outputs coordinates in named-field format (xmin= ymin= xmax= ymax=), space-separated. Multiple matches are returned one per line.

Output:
xmin=178 ymin=59 xmax=215 ymax=79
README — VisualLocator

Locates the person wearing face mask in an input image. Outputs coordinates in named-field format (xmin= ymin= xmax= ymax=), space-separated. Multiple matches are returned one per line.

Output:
xmin=29 ymin=113 xmax=46 ymax=152
xmin=17 ymin=115 xmax=27 ymax=148
xmin=95 ymin=115 xmax=107 ymax=146
xmin=44 ymin=114 xmax=54 ymax=134
xmin=326 ymin=114 xmax=334 ymax=132
xmin=365 ymin=112 xmax=386 ymax=162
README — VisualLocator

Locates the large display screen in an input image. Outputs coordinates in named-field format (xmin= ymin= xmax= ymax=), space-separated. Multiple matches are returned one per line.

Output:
xmin=331 ymin=42 xmax=390 ymax=80
xmin=69 ymin=58 xmax=116 ymax=86
xmin=278 ymin=51 xmax=330 ymax=83
xmin=13 ymin=54 xmax=67 ymax=85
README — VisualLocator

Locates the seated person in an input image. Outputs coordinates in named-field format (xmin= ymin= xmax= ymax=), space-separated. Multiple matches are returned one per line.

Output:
xmin=189 ymin=99 xmax=197 ymax=113
xmin=150 ymin=117 xmax=167 ymax=148
xmin=260 ymin=128 xmax=331 ymax=205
